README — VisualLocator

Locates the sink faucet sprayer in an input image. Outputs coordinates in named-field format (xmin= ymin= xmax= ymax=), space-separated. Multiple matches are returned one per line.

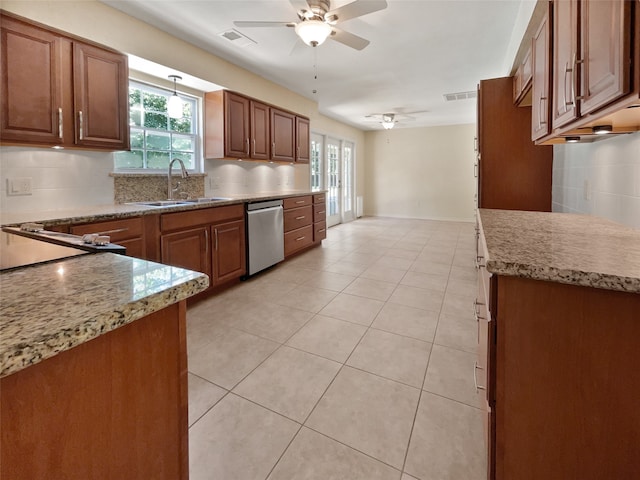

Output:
xmin=168 ymin=158 xmax=189 ymax=200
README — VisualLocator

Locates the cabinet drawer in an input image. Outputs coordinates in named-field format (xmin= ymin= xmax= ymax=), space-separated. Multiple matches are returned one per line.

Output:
xmin=284 ymin=206 xmax=312 ymax=232
xmin=314 ymin=221 xmax=327 ymax=242
xmin=71 ymin=217 xmax=143 ymax=242
xmin=284 ymin=225 xmax=313 ymax=256
xmin=283 ymin=196 xmax=312 ymax=209
xmin=161 ymin=204 xmax=243 ymax=232
xmin=313 ymin=193 xmax=326 ymax=204
xmin=313 ymin=204 xmax=326 ymax=223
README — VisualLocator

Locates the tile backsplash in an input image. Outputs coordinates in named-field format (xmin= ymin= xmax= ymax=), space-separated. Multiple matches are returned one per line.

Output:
xmin=552 ymin=132 xmax=640 ymax=229
xmin=0 ymin=147 xmax=114 ymax=213
xmin=1 ymin=146 xmax=311 ymax=213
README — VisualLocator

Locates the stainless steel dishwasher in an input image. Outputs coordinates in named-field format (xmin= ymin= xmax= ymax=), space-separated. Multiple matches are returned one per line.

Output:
xmin=246 ymin=199 xmax=284 ymax=276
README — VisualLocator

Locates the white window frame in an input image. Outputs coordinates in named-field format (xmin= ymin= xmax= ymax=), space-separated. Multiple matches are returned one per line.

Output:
xmin=114 ymin=80 xmax=202 ymax=173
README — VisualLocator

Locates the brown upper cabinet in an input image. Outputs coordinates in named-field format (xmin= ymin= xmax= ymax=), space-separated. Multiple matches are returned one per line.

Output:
xmin=551 ymin=0 xmax=634 ymax=131
xmin=531 ymin=5 xmax=552 ymax=141
xmin=0 ymin=11 xmax=129 ymax=150
xmin=295 ymin=116 xmax=310 ymax=163
xmin=270 ymin=108 xmax=295 ymax=162
xmin=513 ymin=47 xmax=533 ymax=106
xmin=250 ymin=100 xmax=270 ymax=160
xmin=205 ymin=89 xmax=310 ymax=162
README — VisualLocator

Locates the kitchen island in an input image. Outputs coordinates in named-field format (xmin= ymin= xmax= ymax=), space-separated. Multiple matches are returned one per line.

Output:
xmin=476 ymin=209 xmax=640 ymax=480
xmin=0 ymin=246 xmax=208 ymax=479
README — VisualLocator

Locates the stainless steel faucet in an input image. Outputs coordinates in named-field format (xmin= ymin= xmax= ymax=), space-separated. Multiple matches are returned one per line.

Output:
xmin=168 ymin=158 xmax=189 ymax=200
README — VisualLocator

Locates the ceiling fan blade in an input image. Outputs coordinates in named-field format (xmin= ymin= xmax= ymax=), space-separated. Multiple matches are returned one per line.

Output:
xmin=329 ymin=27 xmax=370 ymax=50
xmin=233 ymin=21 xmax=295 ymax=28
xmin=325 ymin=0 xmax=387 ymax=23
xmin=289 ymin=0 xmax=311 ymax=14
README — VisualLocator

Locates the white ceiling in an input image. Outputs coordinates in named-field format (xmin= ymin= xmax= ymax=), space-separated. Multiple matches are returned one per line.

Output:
xmin=102 ymin=0 xmax=533 ymax=130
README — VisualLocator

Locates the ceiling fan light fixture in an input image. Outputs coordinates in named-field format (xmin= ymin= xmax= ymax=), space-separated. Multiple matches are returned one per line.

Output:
xmin=167 ymin=75 xmax=183 ymax=119
xmin=295 ymin=20 xmax=332 ymax=47
xmin=381 ymin=113 xmax=395 ymax=129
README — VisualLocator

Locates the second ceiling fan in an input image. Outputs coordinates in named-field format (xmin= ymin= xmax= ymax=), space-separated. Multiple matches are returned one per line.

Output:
xmin=234 ymin=0 xmax=388 ymax=50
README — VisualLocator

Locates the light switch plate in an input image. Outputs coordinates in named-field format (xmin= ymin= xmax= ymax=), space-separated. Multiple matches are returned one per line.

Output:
xmin=7 ymin=177 xmax=33 ymax=196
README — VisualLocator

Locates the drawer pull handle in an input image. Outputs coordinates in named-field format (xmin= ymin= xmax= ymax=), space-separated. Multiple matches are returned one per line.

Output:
xmin=295 ymin=236 xmax=306 ymax=241
xmin=89 ymin=227 xmax=129 ymax=236
xmin=317 ymin=210 xmax=325 ymax=215
xmin=295 ymin=200 xmax=305 ymax=204
xmin=317 ymin=228 xmax=326 ymax=233
xmin=295 ymin=215 xmax=306 ymax=220
xmin=474 ymin=362 xmax=486 ymax=393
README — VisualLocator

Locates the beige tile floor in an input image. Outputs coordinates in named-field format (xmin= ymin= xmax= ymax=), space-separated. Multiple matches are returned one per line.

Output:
xmin=187 ymin=216 xmax=486 ymax=480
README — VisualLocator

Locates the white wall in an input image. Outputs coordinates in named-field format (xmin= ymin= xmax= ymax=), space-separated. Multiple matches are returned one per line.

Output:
xmin=552 ymin=132 xmax=640 ymax=229
xmin=364 ymin=124 xmax=476 ymax=222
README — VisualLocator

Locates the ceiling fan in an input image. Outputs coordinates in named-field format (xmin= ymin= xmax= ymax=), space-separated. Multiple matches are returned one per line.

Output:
xmin=365 ymin=110 xmax=430 ymax=129
xmin=233 ymin=0 xmax=388 ymax=50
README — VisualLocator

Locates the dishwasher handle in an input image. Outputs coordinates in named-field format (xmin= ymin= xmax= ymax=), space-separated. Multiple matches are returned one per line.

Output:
xmin=247 ymin=205 xmax=283 ymax=216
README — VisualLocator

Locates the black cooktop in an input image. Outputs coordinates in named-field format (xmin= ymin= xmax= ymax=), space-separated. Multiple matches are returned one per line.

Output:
xmin=0 ymin=230 xmax=88 ymax=272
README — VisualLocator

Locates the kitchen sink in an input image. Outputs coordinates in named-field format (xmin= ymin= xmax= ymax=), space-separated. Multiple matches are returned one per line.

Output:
xmin=127 ymin=198 xmax=232 ymax=208
xmin=128 ymin=200 xmax=191 ymax=207
xmin=182 ymin=197 xmax=232 ymax=203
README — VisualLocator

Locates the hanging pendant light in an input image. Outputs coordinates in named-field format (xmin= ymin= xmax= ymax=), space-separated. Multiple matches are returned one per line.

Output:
xmin=167 ymin=75 xmax=183 ymax=119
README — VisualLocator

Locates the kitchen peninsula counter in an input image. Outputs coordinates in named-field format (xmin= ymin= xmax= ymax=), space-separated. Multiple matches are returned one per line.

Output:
xmin=478 ymin=208 xmax=640 ymax=293
xmin=0 ymin=252 xmax=208 ymax=378
xmin=1 ymin=250 xmax=208 ymax=480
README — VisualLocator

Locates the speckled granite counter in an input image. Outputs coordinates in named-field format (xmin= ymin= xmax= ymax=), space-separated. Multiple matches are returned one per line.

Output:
xmin=0 ymin=190 xmax=324 ymax=227
xmin=478 ymin=209 xmax=640 ymax=293
xmin=0 ymin=252 xmax=208 ymax=378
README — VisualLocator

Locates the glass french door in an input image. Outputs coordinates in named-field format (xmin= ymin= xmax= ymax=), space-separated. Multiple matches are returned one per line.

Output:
xmin=310 ymin=133 xmax=323 ymax=190
xmin=326 ymin=138 xmax=341 ymax=227
xmin=342 ymin=141 xmax=355 ymax=222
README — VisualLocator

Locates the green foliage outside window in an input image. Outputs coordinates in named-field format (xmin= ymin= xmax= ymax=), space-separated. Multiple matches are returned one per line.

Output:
xmin=115 ymin=81 xmax=198 ymax=170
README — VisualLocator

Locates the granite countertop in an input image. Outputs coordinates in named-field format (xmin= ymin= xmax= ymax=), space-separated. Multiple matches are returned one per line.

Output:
xmin=0 ymin=190 xmax=325 ymax=227
xmin=478 ymin=209 xmax=640 ymax=293
xmin=0 ymin=253 xmax=209 ymax=378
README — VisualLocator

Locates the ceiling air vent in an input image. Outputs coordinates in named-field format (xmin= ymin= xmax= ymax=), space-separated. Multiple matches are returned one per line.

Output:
xmin=443 ymin=90 xmax=477 ymax=102
xmin=218 ymin=29 xmax=256 ymax=48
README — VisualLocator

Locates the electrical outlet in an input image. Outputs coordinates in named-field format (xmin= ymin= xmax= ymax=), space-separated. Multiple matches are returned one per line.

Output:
xmin=7 ymin=177 xmax=33 ymax=196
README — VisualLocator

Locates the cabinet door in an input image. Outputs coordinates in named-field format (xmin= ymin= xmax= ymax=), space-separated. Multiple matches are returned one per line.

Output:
xmin=212 ymin=220 xmax=246 ymax=285
xmin=73 ymin=42 xmax=129 ymax=150
xmin=0 ymin=15 xmax=67 ymax=145
xmin=271 ymin=108 xmax=295 ymax=162
xmin=531 ymin=9 xmax=551 ymax=140
xmin=250 ymin=100 xmax=270 ymax=160
xmin=580 ymin=0 xmax=631 ymax=116
xmin=295 ymin=116 xmax=310 ymax=163
xmin=552 ymin=0 xmax=580 ymax=129
xmin=161 ymin=227 xmax=211 ymax=279
xmin=225 ymin=91 xmax=250 ymax=158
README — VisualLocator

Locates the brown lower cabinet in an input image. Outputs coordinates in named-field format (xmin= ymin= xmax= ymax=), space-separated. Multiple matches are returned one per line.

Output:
xmin=160 ymin=204 xmax=245 ymax=289
xmin=0 ymin=301 xmax=189 ymax=480
xmin=283 ymin=195 xmax=314 ymax=257
xmin=71 ymin=216 xmax=147 ymax=258
xmin=313 ymin=193 xmax=327 ymax=243
xmin=477 ymin=227 xmax=640 ymax=479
